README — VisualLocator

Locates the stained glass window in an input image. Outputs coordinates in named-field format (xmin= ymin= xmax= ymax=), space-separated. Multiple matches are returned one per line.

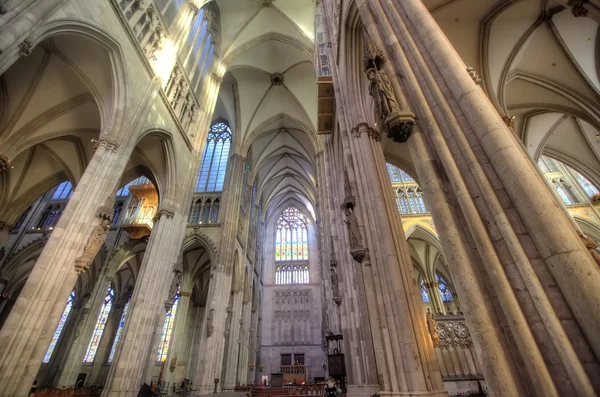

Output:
xmin=108 ymin=293 xmax=131 ymax=363
xmin=157 ymin=286 xmax=180 ymax=361
xmin=386 ymin=163 xmax=414 ymax=183
xmin=420 ymin=280 xmax=430 ymax=303
xmin=84 ymin=285 xmax=114 ymax=363
xmin=436 ymin=274 xmax=454 ymax=302
xmin=275 ymin=207 xmax=309 ymax=262
xmin=52 ymin=181 xmax=73 ymax=200
xmin=195 ymin=122 xmax=232 ymax=192
xmin=43 ymin=290 xmax=75 ymax=363
xmin=569 ymin=168 xmax=599 ymax=198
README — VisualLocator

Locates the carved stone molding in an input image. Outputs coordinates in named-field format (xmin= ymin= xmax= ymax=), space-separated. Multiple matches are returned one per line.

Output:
xmin=436 ymin=319 xmax=473 ymax=349
xmin=502 ymin=115 xmax=515 ymax=129
xmin=157 ymin=207 xmax=176 ymax=219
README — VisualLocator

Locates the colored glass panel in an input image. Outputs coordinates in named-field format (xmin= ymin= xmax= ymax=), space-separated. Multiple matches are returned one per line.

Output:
xmin=436 ymin=274 xmax=454 ymax=302
xmin=84 ymin=285 xmax=115 ymax=363
xmin=157 ymin=287 xmax=180 ymax=361
xmin=108 ymin=294 xmax=131 ymax=363
xmin=195 ymin=122 xmax=232 ymax=192
xmin=43 ymin=291 xmax=75 ymax=363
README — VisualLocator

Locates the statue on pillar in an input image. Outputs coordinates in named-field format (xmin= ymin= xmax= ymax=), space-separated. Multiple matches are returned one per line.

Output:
xmin=170 ymin=353 xmax=177 ymax=372
xmin=341 ymin=172 xmax=366 ymax=263
xmin=74 ymin=219 xmax=110 ymax=274
xmin=206 ymin=308 xmax=215 ymax=337
xmin=363 ymin=29 xmax=415 ymax=143
xmin=426 ymin=309 xmax=440 ymax=347
xmin=329 ymin=266 xmax=341 ymax=305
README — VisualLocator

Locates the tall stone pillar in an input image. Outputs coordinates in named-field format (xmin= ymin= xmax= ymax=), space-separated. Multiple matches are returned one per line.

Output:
xmin=102 ymin=210 xmax=187 ymax=396
xmin=342 ymin=120 xmax=446 ymax=396
xmin=223 ymin=267 xmax=245 ymax=390
xmin=320 ymin=136 xmax=379 ymax=396
xmin=162 ymin=288 xmax=192 ymax=387
xmin=0 ymin=141 xmax=130 ymax=397
xmin=56 ymin=269 xmax=114 ymax=387
xmin=354 ymin=0 xmax=600 ymax=394
xmin=235 ymin=272 xmax=253 ymax=386
xmin=88 ymin=298 xmax=128 ymax=385
xmin=192 ymin=153 xmax=245 ymax=393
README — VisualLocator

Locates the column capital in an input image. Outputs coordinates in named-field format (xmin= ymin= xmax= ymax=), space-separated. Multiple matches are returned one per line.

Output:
xmin=92 ymin=137 xmax=120 ymax=153
xmin=229 ymin=153 xmax=246 ymax=162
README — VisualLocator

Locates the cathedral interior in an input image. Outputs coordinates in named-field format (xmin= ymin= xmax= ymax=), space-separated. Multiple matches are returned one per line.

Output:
xmin=0 ymin=0 xmax=600 ymax=396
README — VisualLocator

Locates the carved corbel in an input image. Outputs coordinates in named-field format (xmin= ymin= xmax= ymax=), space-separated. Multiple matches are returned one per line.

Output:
xmin=93 ymin=138 xmax=120 ymax=153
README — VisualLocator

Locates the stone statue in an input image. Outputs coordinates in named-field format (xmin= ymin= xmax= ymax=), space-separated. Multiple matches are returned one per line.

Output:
xmin=341 ymin=206 xmax=362 ymax=249
xmin=75 ymin=219 xmax=110 ymax=274
xmin=224 ymin=308 xmax=233 ymax=336
xmin=577 ymin=230 xmax=600 ymax=267
xmin=329 ymin=267 xmax=340 ymax=300
xmin=206 ymin=308 xmax=215 ymax=337
xmin=367 ymin=68 xmax=399 ymax=120
xmin=170 ymin=353 xmax=177 ymax=372
xmin=426 ymin=309 xmax=440 ymax=347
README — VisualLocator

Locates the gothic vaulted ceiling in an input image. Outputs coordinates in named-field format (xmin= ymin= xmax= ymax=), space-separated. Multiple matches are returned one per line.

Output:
xmin=212 ymin=0 xmax=318 ymax=218
xmin=420 ymin=0 xmax=600 ymax=185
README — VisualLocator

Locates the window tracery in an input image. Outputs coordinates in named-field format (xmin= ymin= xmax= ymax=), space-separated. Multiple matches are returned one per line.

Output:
xmin=43 ymin=291 xmax=75 ymax=363
xmin=195 ymin=122 xmax=232 ymax=192
xmin=275 ymin=207 xmax=309 ymax=262
xmin=436 ymin=274 xmax=454 ymax=302
xmin=386 ymin=163 xmax=428 ymax=215
xmin=108 ymin=293 xmax=131 ymax=363
xmin=275 ymin=265 xmax=309 ymax=285
xmin=157 ymin=286 xmax=180 ymax=361
xmin=84 ymin=285 xmax=115 ymax=363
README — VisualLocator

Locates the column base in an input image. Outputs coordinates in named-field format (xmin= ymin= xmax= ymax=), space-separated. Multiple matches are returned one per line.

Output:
xmin=377 ymin=390 xmax=448 ymax=397
xmin=346 ymin=384 xmax=380 ymax=397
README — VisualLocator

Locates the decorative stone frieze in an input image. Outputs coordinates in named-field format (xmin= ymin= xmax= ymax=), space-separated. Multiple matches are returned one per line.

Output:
xmin=436 ymin=318 xmax=473 ymax=349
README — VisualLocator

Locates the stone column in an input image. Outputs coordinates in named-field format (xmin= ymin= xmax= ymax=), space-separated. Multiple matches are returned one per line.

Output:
xmin=88 ymin=300 xmax=127 ymax=385
xmin=223 ymin=271 xmax=245 ymax=390
xmin=408 ymin=128 xmax=528 ymax=396
xmin=360 ymin=0 xmax=600 ymax=394
xmin=186 ymin=304 xmax=205 ymax=381
xmin=0 ymin=140 xmax=131 ymax=397
xmin=162 ymin=288 xmax=192 ymax=387
xmin=56 ymin=269 xmax=114 ymax=387
xmin=342 ymin=121 xmax=446 ymax=396
xmin=236 ymin=270 xmax=253 ymax=386
xmin=192 ymin=153 xmax=246 ymax=393
xmin=102 ymin=210 xmax=187 ymax=396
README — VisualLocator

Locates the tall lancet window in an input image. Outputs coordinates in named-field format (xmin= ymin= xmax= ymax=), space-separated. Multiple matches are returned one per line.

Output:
xmin=157 ymin=286 xmax=180 ymax=361
xmin=43 ymin=290 xmax=75 ymax=363
xmin=108 ymin=293 xmax=132 ymax=363
xmin=195 ymin=122 xmax=232 ymax=192
xmin=84 ymin=285 xmax=115 ymax=363
xmin=275 ymin=207 xmax=309 ymax=262
xmin=436 ymin=274 xmax=454 ymax=302
xmin=386 ymin=163 xmax=428 ymax=215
